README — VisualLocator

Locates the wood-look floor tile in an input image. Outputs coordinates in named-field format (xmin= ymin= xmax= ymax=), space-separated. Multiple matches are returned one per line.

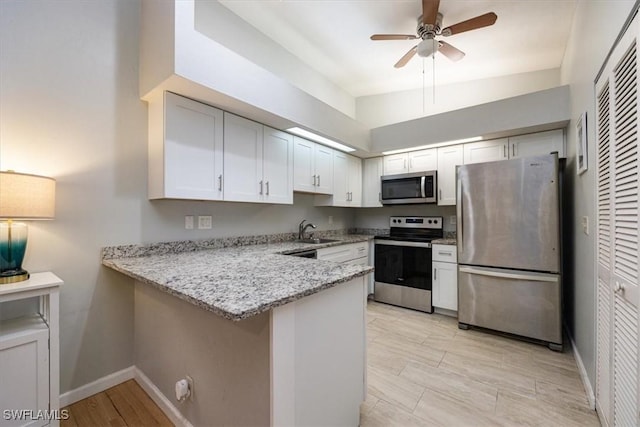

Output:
xmin=369 ymin=317 xmax=431 ymax=344
xmin=502 ymin=353 xmax=584 ymax=392
xmin=439 ymin=351 xmax=537 ymax=397
xmin=372 ymin=332 xmax=445 ymax=368
xmin=360 ymin=399 xmax=432 ymax=427
xmin=495 ymin=390 xmax=599 ymax=426
xmin=399 ymin=360 xmax=498 ymax=413
xmin=367 ymin=366 xmax=426 ymax=413
xmin=412 ymin=387 xmax=505 ymax=427
xmin=360 ymin=393 xmax=380 ymax=416
xmin=535 ymin=380 xmax=593 ymax=417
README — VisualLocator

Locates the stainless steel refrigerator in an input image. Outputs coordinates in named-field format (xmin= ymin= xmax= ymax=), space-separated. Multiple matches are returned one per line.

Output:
xmin=456 ymin=153 xmax=562 ymax=350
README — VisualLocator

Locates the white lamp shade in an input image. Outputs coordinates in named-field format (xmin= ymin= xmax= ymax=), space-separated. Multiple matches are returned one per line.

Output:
xmin=417 ymin=39 xmax=440 ymax=58
xmin=0 ymin=171 xmax=56 ymax=219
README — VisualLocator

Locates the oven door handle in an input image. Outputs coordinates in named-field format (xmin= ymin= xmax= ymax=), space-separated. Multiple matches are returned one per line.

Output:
xmin=420 ymin=176 xmax=426 ymax=198
xmin=375 ymin=239 xmax=432 ymax=248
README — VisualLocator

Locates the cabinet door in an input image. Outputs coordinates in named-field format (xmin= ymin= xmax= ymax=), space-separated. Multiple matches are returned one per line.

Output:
xmin=509 ymin=129 xmax=565 ymax=159
xmin=408 ymin=149 xmax=437 ymax=172
xmin=0 ymin=326 xmax=49 ymax=427
xmin=432 ymin=261 xmax=458 ymax=311
xmin=333 ymin=151 xmax=349 ymax=206
xmin=362 ymin=157 xmax=383 ymax=207
xmin=161 ymin=92 xmax=224 ymax=200
xmin=314 ymin=144 xmax=334 ymax=194
xmin=383 ymin=154 xmax=408 ymax=175
xmin=463 ymin=138 xmax=508 ymax=164
xmin=348 ymin=155 xmax=362 ymax=206
xmin=293 ymin=137 xmax=316 ymax=193
xmin=437 ymin=144 xmax=463 ymax=206
xmin=263 ymin=127 xmax=293 ymax=204
xmin=223 ymin=113 xmax=263 ymax=202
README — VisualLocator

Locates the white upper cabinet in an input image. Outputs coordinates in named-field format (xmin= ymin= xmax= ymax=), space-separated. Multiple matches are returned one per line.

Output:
xmin=316 ymin=151 xmax=362 ymax=207
xmin=408 ymin=149 xmax=438 ymax=172
xmin=383 ymin=154 xmax=408 ymax=175
xmin=224 ymin=113 xmax=293 ymax=204
xmin=437 ymin=144 xmax=463 ymax=206
xmin=383 ymin=148 xmax=437 ymax=175
xmin=463 ymin=138 xmax=509 ymax=164
xmin=263 ymin=127 xmax=294 ymax=204
xmin=148 ymin=91 xmax=224 ymax=200
xmin=293 ymin=137 xmax=334 ymax=194
xmin=509 ymin=129 xmax=565 ymax=159
xmin=362 ymin=157 xmax=383 ymax=208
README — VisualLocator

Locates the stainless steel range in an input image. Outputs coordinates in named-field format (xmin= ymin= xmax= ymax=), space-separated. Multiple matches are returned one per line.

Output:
xmin=374 ymin=216 xmax=443 ymax=313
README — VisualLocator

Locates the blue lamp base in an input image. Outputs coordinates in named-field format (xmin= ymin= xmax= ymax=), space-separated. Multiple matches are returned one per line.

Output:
xmin=0 ymin=222 xmax=29 ymax=285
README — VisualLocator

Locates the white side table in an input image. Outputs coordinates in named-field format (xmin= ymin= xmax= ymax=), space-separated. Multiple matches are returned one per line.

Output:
xmin=0 ymin=272 xmax=63 ymax=427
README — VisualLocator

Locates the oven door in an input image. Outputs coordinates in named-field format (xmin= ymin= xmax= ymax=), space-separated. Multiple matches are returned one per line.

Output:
xmin=374 ymin=240 xmax=433 ymax=313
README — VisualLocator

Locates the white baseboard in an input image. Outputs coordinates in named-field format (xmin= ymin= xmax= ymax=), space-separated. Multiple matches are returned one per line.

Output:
xmin=59 ymin=366 xmax=135 ymax=408
xmin=134 ymin=367 xmax=193 ymax=427
xmin=567 ymin=330 xmax=596 ymax=410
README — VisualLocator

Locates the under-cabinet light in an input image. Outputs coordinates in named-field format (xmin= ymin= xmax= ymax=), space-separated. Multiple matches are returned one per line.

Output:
xmin=382 ymin=136 xmax=483 ymax=155
xmin=287 ymin=127 xmax=356 ymax=153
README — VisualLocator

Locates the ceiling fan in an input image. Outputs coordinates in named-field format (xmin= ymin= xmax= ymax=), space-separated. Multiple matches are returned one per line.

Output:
xmin=371 ymin=0 xmax=497 ymax=68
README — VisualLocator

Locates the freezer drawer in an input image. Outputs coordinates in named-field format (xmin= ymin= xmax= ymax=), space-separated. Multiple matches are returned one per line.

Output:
xmin=458 ymin=266 xmax=562 ymax=345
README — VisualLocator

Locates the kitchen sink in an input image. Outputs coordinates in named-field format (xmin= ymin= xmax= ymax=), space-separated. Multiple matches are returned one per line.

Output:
xmin=296 ymin=238 xmax=340 ymax=244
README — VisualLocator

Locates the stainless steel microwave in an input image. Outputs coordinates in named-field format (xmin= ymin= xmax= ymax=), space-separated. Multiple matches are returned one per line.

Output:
xmin=381 ymin=171 xmax=437 ymax=205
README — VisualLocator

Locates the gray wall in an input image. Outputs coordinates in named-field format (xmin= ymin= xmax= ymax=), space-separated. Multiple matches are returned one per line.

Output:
xmin=0 ymin=0 xmax=353 ymax=394
xmin=559 ymin=0 xmax=636 ymax=389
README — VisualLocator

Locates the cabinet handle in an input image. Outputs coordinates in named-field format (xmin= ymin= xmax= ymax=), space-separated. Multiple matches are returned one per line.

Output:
xmin=404 ymin=159 xmax=407 ymax=170
xmin=409 ymin=158 xmax=413 ymax=170
xmin=512 ymin=143 xmax=516 ymax=157
xmin=259 ymin=180 xmax=264 ymax=195
xmin=379 ymin=192 xmax=382 ymax=202
xmin=317 ymin=175 xmax=321 ymax=187
xmin=439 ymin=189 xmax=442 ymax=201
xmin=266 ymin=181 xmax=270 ymax=195
xmin=313 ymin=175 xmax=317 ymax=186
xmin=347 ymin=192 xmax=350 ymax=201
xmin=503 ymin=145 xmax=507 ymax=158
xmin=438 ymin=251 xmax=452 ymax=256
xmin=218 ymin=175 xmax=223 ymax=191
xmin=350 ymin=192 xmax=353 ymax=201
xmin=434 ymin=268 xmax=437 ymax=280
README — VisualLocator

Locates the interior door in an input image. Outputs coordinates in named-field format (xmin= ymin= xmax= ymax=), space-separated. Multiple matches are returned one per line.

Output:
xmin=457 ymin=155 xmax=560 ymax=272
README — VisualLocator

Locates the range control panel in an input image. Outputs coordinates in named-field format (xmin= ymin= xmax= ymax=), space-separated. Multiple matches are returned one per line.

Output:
xmin=389 ymin=216 xmax=443 ymax=229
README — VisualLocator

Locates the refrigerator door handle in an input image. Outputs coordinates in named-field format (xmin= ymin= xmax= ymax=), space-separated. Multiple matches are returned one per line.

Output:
xmin=457 ymin=178 xmax=463 ymax=253
xmin=420 ymin=176 xmax=426 ymax=198
xmin=459 ymin=266 xmax=559 ymax=283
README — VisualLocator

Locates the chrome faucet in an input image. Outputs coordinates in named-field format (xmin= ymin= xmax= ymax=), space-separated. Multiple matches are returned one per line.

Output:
xmin=298 ymin=219 xmax=317 ymax=240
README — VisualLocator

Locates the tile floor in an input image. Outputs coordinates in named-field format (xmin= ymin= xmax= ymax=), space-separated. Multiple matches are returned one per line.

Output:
xmin=360 ymin=301 xmax=600 ymax=426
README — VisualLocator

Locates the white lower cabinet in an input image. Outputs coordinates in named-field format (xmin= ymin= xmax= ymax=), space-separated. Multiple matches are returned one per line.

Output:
xmin=432 ymin=244 xmax=458 ymax=312
xmin=317 ymin=242 xmax=369 ymax=265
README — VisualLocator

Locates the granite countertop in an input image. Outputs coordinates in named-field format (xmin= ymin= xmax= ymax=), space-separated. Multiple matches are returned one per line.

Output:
xmin=431 ymin=238 xmax=457 ymax=245
xmin=103 ymin=235 xmax=374 ymax=321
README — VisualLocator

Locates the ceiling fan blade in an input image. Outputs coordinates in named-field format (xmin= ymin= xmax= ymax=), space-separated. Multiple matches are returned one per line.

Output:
xmin=394 ymin=45 xmax=418 ymax=68
xmin=441 ymin=12 xmax=497 ymax=36
xmin=422 ymin=0 xmax=440 ymax=28
xmin=438 ymin=41 xmax=465 ymax=62
xmin=370 ymin=34 xmax=418 ymax=41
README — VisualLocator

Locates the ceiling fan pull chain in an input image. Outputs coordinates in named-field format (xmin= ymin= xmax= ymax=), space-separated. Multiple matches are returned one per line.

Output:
xmin=432 ymin=42 xmax=436 ymax=104
xmin=422 ymin=57 xmax=426 ymax=114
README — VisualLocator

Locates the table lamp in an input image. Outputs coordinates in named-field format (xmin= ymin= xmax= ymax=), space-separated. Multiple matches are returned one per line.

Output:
xmin=0 ymin=171 xmax=56 ymax=284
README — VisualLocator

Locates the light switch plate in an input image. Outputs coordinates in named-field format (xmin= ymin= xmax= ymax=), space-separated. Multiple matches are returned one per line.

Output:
xmin=582 ymin=216 xmax=589 ymax=235
xmin=198 ymin=215 xmax=212 ymax=229
xmin=185 ymin=215 xmax=194 ymax=230
xmin=450 ymin=216 xmax=456 ymax=225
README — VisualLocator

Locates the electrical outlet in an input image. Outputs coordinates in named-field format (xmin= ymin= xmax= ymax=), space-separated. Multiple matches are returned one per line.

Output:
xmin=582 ymin=216 xmax=589 ymax=235
xmin=198 ymin=215 xmax=212 ymax=229
xmin=185 ymin=216 xmax=194 ymax=230
xmin=328 ymin=215 xmax=333 ymax=225
xmin=450 ymin=216 xmax=456 ymax=226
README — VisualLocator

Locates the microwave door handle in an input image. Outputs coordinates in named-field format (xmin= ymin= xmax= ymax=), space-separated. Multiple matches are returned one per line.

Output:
xmin=421 ymin=176 xmax=426 ymax=198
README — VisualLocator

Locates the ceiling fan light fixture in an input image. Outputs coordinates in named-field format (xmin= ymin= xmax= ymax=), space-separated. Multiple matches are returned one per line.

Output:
xmin=417 ymin=39 xmax=439 ymax=57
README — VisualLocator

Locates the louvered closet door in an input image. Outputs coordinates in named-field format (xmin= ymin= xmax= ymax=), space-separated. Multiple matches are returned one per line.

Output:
xmin=612 ymin=24 xmax=639 ymax=427
xmin=596 ymin=14 xmax=640 ymax=427
xmin=596 ymin=75 xmax=613 ymax=427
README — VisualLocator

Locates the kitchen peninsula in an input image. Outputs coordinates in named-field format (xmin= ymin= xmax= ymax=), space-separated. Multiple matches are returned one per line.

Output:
xmin=102 ymin=235 xmax=373 ymax=426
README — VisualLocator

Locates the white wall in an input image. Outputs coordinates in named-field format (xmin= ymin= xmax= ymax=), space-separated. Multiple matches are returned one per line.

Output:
xmin=559 ymin=0 xmax=636 ymax=389
xmin=0 ymin=0 xmax=354 ymax=394
xmin=357 ymin=68 xmax=561 ymax=128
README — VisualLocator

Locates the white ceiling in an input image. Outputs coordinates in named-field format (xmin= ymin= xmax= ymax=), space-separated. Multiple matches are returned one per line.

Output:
xmin=219 ymin=0 xmax=577 ymax=98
